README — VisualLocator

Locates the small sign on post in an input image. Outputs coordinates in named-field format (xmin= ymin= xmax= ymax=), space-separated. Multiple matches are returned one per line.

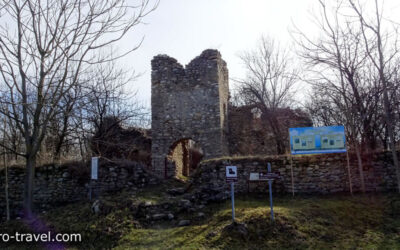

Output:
xmin=226 ymin=166 xmax=238 ymax=183
xmin=91 ymin=157 xmax=99 ymax=180
xmin=90 ymin=157 xmax=99 ymax=200
xmin=226 ymin=166 xmax=237 ymax=222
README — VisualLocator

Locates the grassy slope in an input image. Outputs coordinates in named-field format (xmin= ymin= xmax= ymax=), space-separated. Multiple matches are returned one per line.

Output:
xmin=116 ymin=194 xmax=400 ymax=250
xmin=1 ymin=186 xmax=399 ymax=249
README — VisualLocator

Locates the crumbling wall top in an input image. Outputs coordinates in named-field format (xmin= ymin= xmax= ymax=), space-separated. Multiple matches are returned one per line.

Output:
xmin=151 ymin=49 xmax=227 ymax=87
xmin=186 ymin=49 xmax=223 ymax=67
xmin=151 ymin=54 xmax=185 ymax=85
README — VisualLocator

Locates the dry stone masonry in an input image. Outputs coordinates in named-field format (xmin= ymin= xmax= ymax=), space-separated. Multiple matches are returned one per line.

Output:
xmin=0 ymin=160 xmax=158 ymax=220
xmin=190 ymin=151 xmax=398 ymax=195
xmin=151 ymin=49 xmax=229 ymax=177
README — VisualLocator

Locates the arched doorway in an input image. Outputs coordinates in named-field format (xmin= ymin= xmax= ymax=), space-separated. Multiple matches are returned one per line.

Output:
xmin=165 ymin=139 xmax=204 ymax=179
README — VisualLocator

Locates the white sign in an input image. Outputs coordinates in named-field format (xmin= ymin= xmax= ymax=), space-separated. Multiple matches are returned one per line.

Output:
xmin=226 ymin=166 xmax=237 ymax=222
xmin=91 ymin=157 xmax=99 ymax=180
xmin=249 ymin=172 xmax=259 ymax=181
xmin=226 ymin=166 xmax=237 ymax=183
xmin=226 ymin=166 xmax=237 ymax=178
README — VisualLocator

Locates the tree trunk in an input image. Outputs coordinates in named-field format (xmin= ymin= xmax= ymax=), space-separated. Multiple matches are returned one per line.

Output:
xmin=23 ymin=155 xmax=36 ymax=218
xmin=4 ymin=151 xmax=10 ymax=221
xmin=264 ymin=111 xmax=285 ymax=154
xmin=79 ymin=137 xmax=85 ymax=161
xmin=381 ymin=79 xmax=400 ymax=193
xmin=390 ymin=142 xmax=400 ymax=193
xmin=354 ymin=145 xmax=366 ymax=193
xmin=3 ymin=119 xmax=10 ymax=220
xmin=386 ymin=122 xmax=400 ymax=193
xmin=346 ymin=149 xmax=353 ymax=195
xmin=53 ymin=113 xmax=70 ymax=162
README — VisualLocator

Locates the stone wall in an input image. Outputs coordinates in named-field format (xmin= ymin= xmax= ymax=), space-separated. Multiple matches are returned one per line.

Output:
xmin=0 ymin=160 xmax=158 ymax=220
xmin=191 ymin=151 xmax=398 ymax=194
xmin=151 ymin=49 xmax=229 ymax=178
xmin=91 ymin=117 xmax=152 ymax=165
xmin=228 ymin=105 xmax=313 ymax=156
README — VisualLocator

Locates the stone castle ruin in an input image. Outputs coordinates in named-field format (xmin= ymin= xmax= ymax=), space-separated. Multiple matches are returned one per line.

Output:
xmin=151 ymin=49 xmax=229 ymax=178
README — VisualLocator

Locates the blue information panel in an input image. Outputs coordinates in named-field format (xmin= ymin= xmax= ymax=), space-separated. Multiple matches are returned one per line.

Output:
xmin=289 ymin=126 xmax=346 ymax=155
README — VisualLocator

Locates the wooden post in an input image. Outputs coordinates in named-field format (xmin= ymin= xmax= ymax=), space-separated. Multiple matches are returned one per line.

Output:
xmin=4 ymin=153 xmax=10 ymax=221
xmin=346 ymin=147 xmax=353 ymax=195
xmin=164 ymin=157 xmax=168 ymax=179
xmin=89 ymin=178 xmax=92 ymax=201
xmin=267 ymin=163 xmax=275 ymax=221
xmin=290 ymin=155 xmax=294 ymax=197
xmin=3 ymin=119 xmax=10 ymax=221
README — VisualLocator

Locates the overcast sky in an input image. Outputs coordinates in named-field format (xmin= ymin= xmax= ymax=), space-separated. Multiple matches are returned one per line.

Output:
xmin=117 ymin=0 xmax=400 ymax=109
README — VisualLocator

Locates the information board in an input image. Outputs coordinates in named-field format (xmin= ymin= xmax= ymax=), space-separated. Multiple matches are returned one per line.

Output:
xmin=289 ymin=126 xmax=346 ymax=155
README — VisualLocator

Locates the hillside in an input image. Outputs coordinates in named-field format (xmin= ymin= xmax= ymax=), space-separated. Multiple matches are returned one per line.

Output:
xmin=0 ymin=181 xmax=399 ymax=249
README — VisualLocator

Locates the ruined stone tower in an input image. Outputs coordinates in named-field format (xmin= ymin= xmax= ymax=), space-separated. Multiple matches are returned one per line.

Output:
xmin=151 ymin=49 xmax=229 ymax=177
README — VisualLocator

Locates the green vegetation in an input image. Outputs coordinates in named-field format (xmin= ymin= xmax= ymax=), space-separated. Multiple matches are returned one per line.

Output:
xmin=200 ymin=154 xmax=282 ymax=164
xmin=200 ymin=153 xmax=316 ymax=164
xmin=1 ymin=188 xmax=399 ymax=249
xmin=116 ymin=194 xmax=400 ymax=250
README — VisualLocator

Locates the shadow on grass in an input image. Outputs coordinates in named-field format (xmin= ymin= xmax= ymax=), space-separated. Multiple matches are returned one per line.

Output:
xmin=113 ymin=192 xmax=400 ymax=249
xmin=1 ymin=190 xmax=399 ymax=250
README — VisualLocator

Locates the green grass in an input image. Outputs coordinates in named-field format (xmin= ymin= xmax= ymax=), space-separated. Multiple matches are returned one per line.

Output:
xmin=200 ymin=154 xmax=283 ymax=164
xmin=134 ymin=179 xmax=186 ymax=203
xmin=199 ymin=153 xmax=315 ymax=164
xmin=116 ymin=194 xmax=400 ymax=250
xmin=1 ymin=190 xmax=399 ymax=249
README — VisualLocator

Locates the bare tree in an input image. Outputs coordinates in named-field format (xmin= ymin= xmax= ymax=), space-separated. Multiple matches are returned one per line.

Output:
xmin=0 ymin=0 xmax=158 ymax=216
xmin=76 ymin=61 xmax=147 ymax=159
xmin=294 ymin=0 xmax=400 ymax=192
xmin=83 ymin=63 xmax=144 ymax=132
xmin=293 ymin=0 xmax=399 ymax=192
xmin=234 ymin=35 xmax=298 ymax=154
xmin=348 ymin=0 xmax=400 ymax=192
xmin=38 ymin=60 xmax=147 ymax=163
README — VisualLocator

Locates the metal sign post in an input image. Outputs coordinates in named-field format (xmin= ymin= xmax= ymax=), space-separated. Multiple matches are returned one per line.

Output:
xmin=231 ymin=182 xmax=235 ymax=222
xmin=226 ymin=166 xmax=238 ymax=222
xmin=267 ymin=163 xmax=274 ymax=222
xmin=259 ymin=163 xmax=280 ymax=222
